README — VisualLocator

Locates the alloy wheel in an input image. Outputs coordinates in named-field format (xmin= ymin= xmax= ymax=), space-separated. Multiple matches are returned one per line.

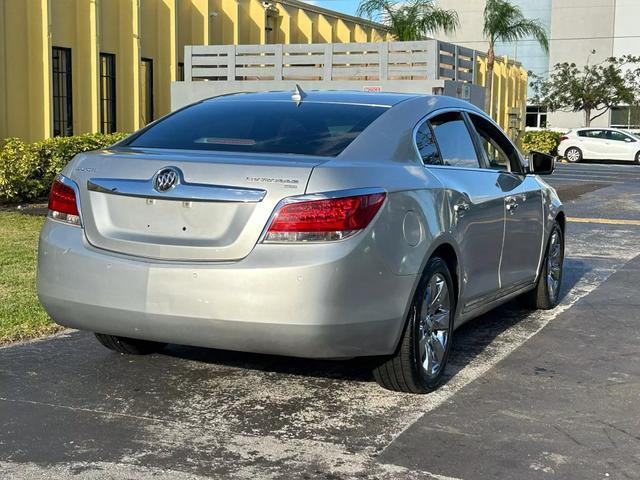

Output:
xmin=566 ymin=148 xmax=581 ymax=163
xmin=546 ymin=229 xmax=563 ymax=302
xmin=418 ymin=273 xmax=451 ymax=378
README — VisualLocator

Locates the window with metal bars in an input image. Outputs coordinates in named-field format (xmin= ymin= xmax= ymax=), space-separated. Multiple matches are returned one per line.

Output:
xmin=99 ymin=53 xmax=117 ymax=133
xmin=52 ymin=47 xmax=73 ymax=136
xmin=141 ymin=58 xmax=154 ymax=126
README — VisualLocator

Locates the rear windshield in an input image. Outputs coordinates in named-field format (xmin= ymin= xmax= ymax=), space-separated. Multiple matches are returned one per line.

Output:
xmin=124 ymin=100 xmax=387 ymax=157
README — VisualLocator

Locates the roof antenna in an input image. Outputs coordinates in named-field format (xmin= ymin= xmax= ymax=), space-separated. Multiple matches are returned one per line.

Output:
xmin=291 ymin=84 xmax=306 ymax=105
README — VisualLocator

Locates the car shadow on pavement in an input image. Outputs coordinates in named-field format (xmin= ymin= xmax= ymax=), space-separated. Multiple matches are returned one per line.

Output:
xmin=443 ymin=256 xmax=589 ymax=381
xmin=162 ymin=256 xmax=591 ymax=388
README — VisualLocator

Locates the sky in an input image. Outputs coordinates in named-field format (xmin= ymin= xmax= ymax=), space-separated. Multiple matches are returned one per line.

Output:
xmin=302 ymin=1 xmax=362 ymax=17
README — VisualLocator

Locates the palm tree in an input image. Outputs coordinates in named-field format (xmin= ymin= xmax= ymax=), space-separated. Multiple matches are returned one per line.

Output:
xmin=483 ymin=0 xmax=549 ymax=116
xmin=357 ymin=0 xmax=459 ymax=41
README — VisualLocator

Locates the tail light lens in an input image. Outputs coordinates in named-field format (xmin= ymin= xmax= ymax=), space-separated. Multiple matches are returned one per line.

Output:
xmin=48 ymin=177 xmax=81 ymax=226
xmin=559 ymin=136 xmax=568 ymax=141
xmin=264 ymin=192 xmax=386 ymax=243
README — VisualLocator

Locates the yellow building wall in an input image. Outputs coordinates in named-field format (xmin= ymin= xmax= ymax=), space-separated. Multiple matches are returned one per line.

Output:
xmin=98 ymin=0 xmax=141 ymax=132
xmin=0 ymin=0 xmax=394 ymax=142
xmin=140 ymin=0 xmax=176 ymax=121
xmin=178 ymin=0 xmax=208 ymax=64
xmin=316 ymin=14 xmax=333 ymax=43
xmin=50 ymin=0 xmax=100 ymax=135
xmin=333 ymin=18 xmax=351 ymax=43
xmin=475 ymin=55 xmax=528 ymax=135
xmin=0 ymin=0 xmax=51 ymax=142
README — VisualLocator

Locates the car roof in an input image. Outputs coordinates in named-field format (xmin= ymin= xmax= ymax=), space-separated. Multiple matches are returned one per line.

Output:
xmin=202 ymin=90 xmax=468 ymax=109
xmin=577 ymin=127 xmax=622 ymax=132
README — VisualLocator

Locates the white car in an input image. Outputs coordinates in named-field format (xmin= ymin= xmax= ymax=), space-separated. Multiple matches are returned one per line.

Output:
xmin=558 ymin=128 xmax=640 ymax=164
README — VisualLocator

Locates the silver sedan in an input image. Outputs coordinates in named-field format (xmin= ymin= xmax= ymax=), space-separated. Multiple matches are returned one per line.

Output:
xmin=37 ymin=90 xmax=564 ymax=393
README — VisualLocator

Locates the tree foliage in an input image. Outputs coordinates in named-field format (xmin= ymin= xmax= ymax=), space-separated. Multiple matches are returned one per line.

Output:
xmin=357 ymin=0 xmax=459 ymax=41
xmin=482 ymin=0 xmax=549 ymax=115
xmin=483 ymin=0 xmax=549 ymax=51
xmin=531 ymin=56 xmax=640 ymax=127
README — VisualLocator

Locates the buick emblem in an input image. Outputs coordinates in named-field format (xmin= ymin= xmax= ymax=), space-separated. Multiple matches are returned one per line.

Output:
xmin=153 ymin=167 xmax=179 ymax=192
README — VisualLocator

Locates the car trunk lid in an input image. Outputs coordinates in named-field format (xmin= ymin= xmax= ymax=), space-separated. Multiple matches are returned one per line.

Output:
xmin=70 ymin=148 xmax=323 ymax=261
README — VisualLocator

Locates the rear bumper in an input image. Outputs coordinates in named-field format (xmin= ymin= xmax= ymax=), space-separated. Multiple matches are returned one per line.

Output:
xmin=37 ymin=220 xmax=416 ymax=358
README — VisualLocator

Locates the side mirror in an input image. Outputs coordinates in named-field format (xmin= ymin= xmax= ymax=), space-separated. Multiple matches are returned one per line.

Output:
xmin=625 ymin=137 xmax=633 ymax=143
xmin=526 ymin=151 xmax=555 ymax=175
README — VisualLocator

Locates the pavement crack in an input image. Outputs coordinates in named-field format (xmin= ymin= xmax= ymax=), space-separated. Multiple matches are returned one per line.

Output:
xmin=596 ymin=420 xmax=640 ymax=442
xmin=552 ymin=425 xmax=584 ymax=447
xmin=0 ymin=396 xmax=187 ymax=428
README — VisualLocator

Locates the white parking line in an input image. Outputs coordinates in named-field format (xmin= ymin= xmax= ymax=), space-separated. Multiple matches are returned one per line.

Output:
xmin=548 ymin=177 xmax=626 ymax=184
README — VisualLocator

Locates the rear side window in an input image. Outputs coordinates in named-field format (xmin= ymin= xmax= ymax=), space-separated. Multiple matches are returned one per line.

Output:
xmin=124 ymin=101 xmax=387 ymax=157
xmin=415 ymin=122 xmax=442 ymax=165
xmin=427 ymin=112 xmax=480 ymax=168
xmin=578 ymin=130 xmax=606 ymax=138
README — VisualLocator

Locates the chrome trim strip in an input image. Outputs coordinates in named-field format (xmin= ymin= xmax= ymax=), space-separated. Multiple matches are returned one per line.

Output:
xmin=463 ymin=279 xmax=535 ymax=314
xmin=87 ymin=172 xmax=267 ymax=203
xmin=258 ymin=187 xmax=387 ymax=244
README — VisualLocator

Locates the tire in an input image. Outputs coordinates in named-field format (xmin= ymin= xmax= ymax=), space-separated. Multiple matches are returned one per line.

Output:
xmin=94 ymin=333 xmax=166 ymax=355
xmin=373 ymin=257 xmax=456 ymax=393
xmin=522 ymin=221 xmax=564 ymax=310
xmin=635 ymin=151 xmax=640 ymax=164
xmin=565 ymin=147 xmax=582 ymax=163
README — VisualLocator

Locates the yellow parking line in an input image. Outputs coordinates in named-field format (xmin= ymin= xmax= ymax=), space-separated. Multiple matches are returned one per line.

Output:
xmin=568 ymin=216 xmax=640 ymax=226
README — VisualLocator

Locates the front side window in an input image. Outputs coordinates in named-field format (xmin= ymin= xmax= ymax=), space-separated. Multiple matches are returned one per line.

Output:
xmin=125 ymin=101 xmax=387 ymax=157
xmin=607 ymin=130 xmax=633 ymax=142
xmin=427 ymin=112 xmax=480 ymax=168
xmin=468 ymin=114 xmax=521 ymax=172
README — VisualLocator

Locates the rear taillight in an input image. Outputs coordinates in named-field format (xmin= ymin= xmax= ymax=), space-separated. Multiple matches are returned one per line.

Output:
xmin=48 ymin=177 xmax=81 ymax=226
xmin=264 ymin=191 xmax=386 ymax=243
xmin=559 ymin=136 xmax=568 ymax=141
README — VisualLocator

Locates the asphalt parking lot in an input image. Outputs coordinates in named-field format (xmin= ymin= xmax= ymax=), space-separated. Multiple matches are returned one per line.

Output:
xmin=1 ymin=162 xmax=640 ymax=480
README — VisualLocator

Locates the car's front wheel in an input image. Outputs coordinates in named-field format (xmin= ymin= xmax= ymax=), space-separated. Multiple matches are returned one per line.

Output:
xmin=95 ymin=333 xmax=166 ymax=355
xmin=565 ymin=147 xmax=582 ymax=163
xmin=635 ymin=151 xmax=640 ymax=164
xmin=373 ymin=257 xmax=455 ymax=393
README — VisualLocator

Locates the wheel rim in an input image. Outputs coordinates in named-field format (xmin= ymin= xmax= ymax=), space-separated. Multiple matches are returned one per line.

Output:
xmin=418 ymin=273 xmax=451 ymax=378
xmin=567 ymin=149 xmax=580 ymax=162
xmin=546 ymin=230 xmax=563 ymax=302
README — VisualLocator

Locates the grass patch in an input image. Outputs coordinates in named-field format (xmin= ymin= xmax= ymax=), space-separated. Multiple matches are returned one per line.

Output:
xmin=0 ymin=212 xmax=60 ymax=344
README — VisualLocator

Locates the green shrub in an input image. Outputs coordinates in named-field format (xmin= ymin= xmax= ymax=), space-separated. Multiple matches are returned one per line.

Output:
xmin=0 ymin=132 xmax=128 ymax=203
xmin=521 ymin=130 xmax=564 ymax=155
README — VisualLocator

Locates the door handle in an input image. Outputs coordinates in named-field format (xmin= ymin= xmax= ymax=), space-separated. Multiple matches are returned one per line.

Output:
xmin=454 ymin=202 xmax=470 ymax=216
xmin=506 ymin=202 xmax=519 ymax=213
xmin=505 ymin=196 xmax=519 ymax=214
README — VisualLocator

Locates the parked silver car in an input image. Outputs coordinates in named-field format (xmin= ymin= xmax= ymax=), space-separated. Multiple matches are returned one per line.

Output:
xmin=37 ymin=90 xmax=564 ymax=393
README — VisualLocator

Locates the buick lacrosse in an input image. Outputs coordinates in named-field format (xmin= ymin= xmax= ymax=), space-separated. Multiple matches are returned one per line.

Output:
xmin=37 ymin=90 xmax=564 ymax=393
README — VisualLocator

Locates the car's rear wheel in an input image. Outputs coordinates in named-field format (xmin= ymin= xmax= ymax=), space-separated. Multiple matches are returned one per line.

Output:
xmin=523 ymin=221 xmax=564 ymax=310
xmin=565 ymin=147 xmax=582 ymax=163
xmin=373 ymin=257 xmax=455 ymax=393
xmin=95 ymin=333 xmax=166 ymax=355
